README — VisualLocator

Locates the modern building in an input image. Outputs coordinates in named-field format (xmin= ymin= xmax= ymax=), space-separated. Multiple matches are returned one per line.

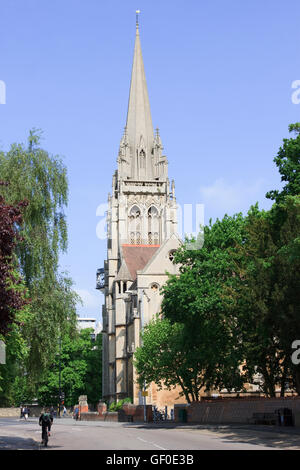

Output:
xmin=77 ymin=317 xmax=101 ymax=340
xmin=98 ymin=19 xmax=184 ymax=407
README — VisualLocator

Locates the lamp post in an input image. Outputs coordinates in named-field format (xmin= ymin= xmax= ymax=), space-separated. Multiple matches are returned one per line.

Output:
xmin=141 ymin=290 xmax=150 ymax=423
xmin=58 ymin=336 xmax=62 ymax=418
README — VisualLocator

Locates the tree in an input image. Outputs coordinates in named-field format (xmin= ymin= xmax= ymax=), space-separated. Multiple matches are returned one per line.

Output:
xmin=0 ymin=131 xmax=78 ymax=376
xmin=135 ymin=316 xmax=208 ymax=403
xmin=135 ymin=123 xmax=300 ymax=400
xmin=138 ymin=214 xmax=248 ymax=398
xmin=37 ymin=328 xmax=102 ymax=407
xmin=0 ymin=129 xmax=68 ymax=287
xmin=266 ymin=123 xmax=300 ymax=203
xmin=0 ymin=186 xmax=29 ymax=336
xmin=0 ymin=304 xmax=33 ymax=405
xmin=231 ymin=124 xmax=300 ymax=396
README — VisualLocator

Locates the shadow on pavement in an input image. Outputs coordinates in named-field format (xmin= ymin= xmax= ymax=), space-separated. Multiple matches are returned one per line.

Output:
xmin=125 ymin=423 xmax=300 ymax=449
xmin=0 ymin=435 xmax=39 ymax=450
xmin=203 ymin=427 xmax=300 ymax=449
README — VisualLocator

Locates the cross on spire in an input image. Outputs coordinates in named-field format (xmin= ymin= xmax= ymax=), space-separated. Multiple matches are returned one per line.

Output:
xmin=136 ymin=9 xmax=140 ymax=28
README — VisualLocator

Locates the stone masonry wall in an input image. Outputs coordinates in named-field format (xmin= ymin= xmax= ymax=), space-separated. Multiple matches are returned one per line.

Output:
xmin=0 ymin=408 xmax=20 ymax=417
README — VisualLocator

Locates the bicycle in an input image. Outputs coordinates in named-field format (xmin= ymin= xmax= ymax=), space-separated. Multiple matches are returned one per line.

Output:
xmin=41 ymin=428 xmax=50 ymax=447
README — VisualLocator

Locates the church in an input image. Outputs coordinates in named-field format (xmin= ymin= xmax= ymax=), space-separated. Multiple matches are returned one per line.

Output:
xmin=97 ymin=19 xmax=184 ymax=407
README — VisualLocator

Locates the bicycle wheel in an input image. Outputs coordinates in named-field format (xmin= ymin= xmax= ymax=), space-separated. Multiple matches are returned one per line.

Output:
xmin=42 ymin=429 xmax=48 ymax=447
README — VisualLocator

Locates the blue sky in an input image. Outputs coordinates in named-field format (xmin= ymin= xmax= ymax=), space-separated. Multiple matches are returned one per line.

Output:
xmin=1 ymin=0 xmax=300 ymax=322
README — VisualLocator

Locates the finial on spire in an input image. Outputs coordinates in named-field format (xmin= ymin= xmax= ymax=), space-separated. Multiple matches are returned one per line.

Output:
xmin=136 ymin=9 xmax=141 ymax=29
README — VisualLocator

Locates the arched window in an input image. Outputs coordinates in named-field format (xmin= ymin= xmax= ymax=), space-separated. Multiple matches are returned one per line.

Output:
xmin=140 ymin=149 xmax=146 ymax=169
xmin=128 ymin=205 xmax=141 ymax=244
xmin=148 ymin=206 xmax=159 ymax=245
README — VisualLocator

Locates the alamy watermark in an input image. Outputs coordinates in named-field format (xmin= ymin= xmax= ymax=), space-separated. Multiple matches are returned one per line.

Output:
xmin=0 ymin=80 xmax=6 ymax=104
xmin=96 ymin=202 xmax=205 ymax=250
xmin=291 ymin=80 xmax=300 ymax=105
xmin=291 ymin=340 xmax=300 ymax=365
xmin=0 ymin=340 xmax=6 ymax=364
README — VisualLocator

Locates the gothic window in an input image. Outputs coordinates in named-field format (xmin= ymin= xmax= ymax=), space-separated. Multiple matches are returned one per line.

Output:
xmin=148 ymin=206 xmax=159 ymax=245
xmin=128 ymin=205 xmax=141 ymax=244
xmin=140 ymin=149 xmax=146 ymax=169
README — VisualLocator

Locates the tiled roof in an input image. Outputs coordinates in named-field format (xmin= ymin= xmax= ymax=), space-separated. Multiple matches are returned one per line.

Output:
xmin=121 ymin=244 xmax=160 ymax=281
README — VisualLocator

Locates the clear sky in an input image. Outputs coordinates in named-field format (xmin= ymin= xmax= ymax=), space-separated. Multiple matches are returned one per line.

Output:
xmin=1 ymin=0 xmax=300 ymax=322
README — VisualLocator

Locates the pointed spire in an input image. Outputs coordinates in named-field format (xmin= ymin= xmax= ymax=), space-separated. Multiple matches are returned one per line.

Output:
xmin=125 ymin=18 xmax=154 ymax=173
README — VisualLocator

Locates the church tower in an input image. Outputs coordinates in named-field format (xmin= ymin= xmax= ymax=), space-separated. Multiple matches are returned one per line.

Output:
xmin=99 ymin=19 xmax=180 ymax=405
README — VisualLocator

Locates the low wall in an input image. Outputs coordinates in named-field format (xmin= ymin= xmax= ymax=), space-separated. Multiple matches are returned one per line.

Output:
xmin=122 ymin=404 xmax=153 ymax=423
xmin=79 ymin=402 xmax=153 ymax=423
xmin=183 ymin=397 xmax=300 ymax=424
xmin=0 ymin=406 xmax=54 ymax=418
xmin=0 ymin=408 xmax=20 ymax=417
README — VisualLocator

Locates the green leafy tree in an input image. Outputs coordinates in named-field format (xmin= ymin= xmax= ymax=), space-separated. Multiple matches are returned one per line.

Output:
xmin=37 ymin=327 xmax=102 ymax=407
xmin=0 ymin=131 xmax=78 ymax=379
xmin=266 ymin=123 xmax=300 ymax=203
xmin=0 ymin=129 xmax=68 ymax=287
xmin=232 ymin=124 xmax=300 ymax=396
xmin=235 ymin=198 xmax=300 ymax=396
xmin=135 ymin=214 xmax=248 ymax=400
xmin=134 ymin=316 xmax=205 ymax=403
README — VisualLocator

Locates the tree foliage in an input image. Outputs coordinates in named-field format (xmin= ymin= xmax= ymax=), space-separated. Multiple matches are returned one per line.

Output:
xmin=266 ymin=123 xmax=300 ymax=203
xmin=0 ymin=130 xmax=68 ymax=287
xmin=0 ymin=130 xmax=79 ymax=392
xmin=0 ymin=187 xmax=29 ymax=336
xmin=135 ymin=123 xmax=300 ymax=399
xmin=135 ymin=215 xmax=248 ymax=400
xmin=37 ymin=328 xmax=102 ymax=407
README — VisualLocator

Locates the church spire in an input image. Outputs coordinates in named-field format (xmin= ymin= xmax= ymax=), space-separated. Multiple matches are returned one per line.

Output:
xmin=125 ymin=17 xmax=154 ymax=178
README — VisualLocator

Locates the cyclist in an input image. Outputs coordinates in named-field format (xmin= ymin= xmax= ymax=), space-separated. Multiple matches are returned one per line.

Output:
xmin=39 ymin=409 xmax=52 ymax=447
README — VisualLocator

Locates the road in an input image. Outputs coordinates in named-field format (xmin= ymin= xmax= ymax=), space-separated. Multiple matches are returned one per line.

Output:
xmin=0 ymin=417 xmax=300 ymax=451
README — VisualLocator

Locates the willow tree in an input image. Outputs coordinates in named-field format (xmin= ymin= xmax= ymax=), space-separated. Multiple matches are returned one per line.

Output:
xmin=0 ymin=130 xmax=78 ymax=378
xmin=0 ymin=130 xmax=68 ymax=287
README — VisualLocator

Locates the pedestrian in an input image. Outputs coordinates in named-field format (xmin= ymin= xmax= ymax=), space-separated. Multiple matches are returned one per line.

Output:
xmin=24 ymin=406 xmax=29 ymax=420
xmin=62 ymin=405 xmax=67 ymax=417
xmin=73 ymin=406 xmax=79 ymax=421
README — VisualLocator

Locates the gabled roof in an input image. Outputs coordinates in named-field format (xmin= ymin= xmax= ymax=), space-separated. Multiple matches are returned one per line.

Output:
xmin=121 ymin=244 xmax=160 ymax=281
xmin=115 ymin=259 xmax=133 ymax=281
xmin=139 ymin=233 xmax=182 ymax=275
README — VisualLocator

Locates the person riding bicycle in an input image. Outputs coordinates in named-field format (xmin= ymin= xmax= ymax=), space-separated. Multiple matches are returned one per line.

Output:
xmin=39 ymin=409 xmax=52 ymax=446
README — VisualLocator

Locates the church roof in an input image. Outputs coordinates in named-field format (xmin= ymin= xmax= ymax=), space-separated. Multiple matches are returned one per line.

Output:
xmin=115 ymin=259 xmax=133 ymax=281
xmin=121 ymin=244 xmax=160 ymax=281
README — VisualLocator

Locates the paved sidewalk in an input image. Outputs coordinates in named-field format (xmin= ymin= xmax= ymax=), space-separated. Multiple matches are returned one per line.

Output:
xmin=140 ymin=422 xmax=300 ymax=435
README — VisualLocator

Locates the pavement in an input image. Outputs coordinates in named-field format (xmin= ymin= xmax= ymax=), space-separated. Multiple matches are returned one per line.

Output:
xmin=0 ymin=417 xmax=300 ymax=450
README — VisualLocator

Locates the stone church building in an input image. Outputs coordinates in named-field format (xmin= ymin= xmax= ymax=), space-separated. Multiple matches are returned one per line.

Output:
xmin=98 ymin=21 xmax=185 ymax=407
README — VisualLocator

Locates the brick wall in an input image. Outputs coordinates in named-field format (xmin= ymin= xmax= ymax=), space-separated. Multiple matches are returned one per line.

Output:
xmin=183 ymin=397 xmax=300 ymax=424
xmin=79 ymin=402 xmax=153 ymax=423
xmin=122 ymin=404 xmax=153 ymax=422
